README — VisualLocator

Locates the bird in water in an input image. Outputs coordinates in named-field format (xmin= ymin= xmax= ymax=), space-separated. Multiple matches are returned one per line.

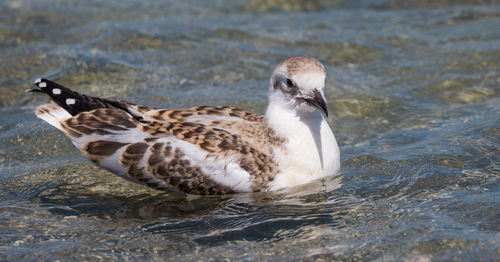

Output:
xmin=28 ymin=56 xmax=340 ymax=195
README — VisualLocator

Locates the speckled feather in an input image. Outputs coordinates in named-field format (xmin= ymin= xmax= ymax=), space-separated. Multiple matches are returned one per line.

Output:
xmin=65 ymin=107 xmax=281 ymax=194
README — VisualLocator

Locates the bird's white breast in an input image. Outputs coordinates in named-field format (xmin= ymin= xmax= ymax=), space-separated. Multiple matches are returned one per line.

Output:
xmin=265 ymin=104 xmax=340 ymax=191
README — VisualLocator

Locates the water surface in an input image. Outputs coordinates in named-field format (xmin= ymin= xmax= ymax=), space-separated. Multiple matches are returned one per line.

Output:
xmin=1 ymin=0 xmax=499 ymax=261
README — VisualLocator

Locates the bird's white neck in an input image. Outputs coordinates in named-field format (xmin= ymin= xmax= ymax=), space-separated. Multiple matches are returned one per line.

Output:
xmin=264 ymin=94 xmax=341 ymax=191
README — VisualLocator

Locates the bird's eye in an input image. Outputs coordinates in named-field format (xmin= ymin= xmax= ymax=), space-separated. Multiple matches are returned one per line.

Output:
xmin=286 ymin=78 xmax=294 ymax=88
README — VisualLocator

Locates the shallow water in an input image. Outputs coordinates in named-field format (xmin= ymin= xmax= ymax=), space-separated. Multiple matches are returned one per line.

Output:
xmin=1 ymin=0 xmax=499 ymax=261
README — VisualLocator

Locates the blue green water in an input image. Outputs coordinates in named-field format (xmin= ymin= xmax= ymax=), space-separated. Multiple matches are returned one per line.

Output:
xmin=1 ymin=0 xmax=499 ymax=260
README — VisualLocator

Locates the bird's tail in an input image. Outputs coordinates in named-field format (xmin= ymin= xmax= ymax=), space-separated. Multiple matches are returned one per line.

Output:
xmin=33 ymin=100 xmax=72 ymax=131
xmin=27 ymin=78 xmax=126 ymax=116
xmin=27 ymin=79 xmax=149 ymax=130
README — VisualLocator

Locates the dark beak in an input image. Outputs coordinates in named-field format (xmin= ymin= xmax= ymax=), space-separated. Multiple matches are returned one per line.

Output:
xmin=305 ymin=89 xmax=328 ymax=117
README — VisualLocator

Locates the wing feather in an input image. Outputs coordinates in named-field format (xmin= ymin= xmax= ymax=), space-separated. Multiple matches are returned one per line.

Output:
xmin=56 ymin=107 xmax=277 ymax=194
xmin=143 ymin=106 xmax=263 ymax=123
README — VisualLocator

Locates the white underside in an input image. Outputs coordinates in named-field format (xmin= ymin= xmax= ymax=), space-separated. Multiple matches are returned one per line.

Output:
xmin=265 ymin=97 xmax=341 ymax=191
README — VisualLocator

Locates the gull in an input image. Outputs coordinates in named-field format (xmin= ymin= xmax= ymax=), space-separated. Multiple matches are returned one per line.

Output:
xmin=28 ymin=56 xmax=340 ymax=195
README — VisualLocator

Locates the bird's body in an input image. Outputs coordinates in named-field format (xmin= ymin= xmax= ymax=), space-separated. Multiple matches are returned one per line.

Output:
xmin=29 ymin=57 xmax=340 ymax=195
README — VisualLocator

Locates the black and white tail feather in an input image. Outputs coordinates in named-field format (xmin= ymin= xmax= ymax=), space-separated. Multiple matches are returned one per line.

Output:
xmin=28 ymin=78 xmax=145 ymax=128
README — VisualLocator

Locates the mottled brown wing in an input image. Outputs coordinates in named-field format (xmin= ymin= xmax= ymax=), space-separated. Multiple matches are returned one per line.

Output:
xmin=143 ymin=106 xmax=263 ymax=122
xmin=59 ymin=108 xmax=279 ymax=194
xmin=141 ymin=106 xmax=286 ymax=152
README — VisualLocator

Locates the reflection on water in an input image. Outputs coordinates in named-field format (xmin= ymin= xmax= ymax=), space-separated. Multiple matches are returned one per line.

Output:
xmin=1 ymin=0 xmax=499 ymax=261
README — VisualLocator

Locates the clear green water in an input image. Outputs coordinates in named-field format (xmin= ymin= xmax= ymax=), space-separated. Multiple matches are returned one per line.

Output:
xmin=1 ymin=0 xmax=499 ymax=261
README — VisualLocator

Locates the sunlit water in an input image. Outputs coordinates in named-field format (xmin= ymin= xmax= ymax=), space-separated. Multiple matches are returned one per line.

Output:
xmin=1 ymin=0 xmax=499 ymax=261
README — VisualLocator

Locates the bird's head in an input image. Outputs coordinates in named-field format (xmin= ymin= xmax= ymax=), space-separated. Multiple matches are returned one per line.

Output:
xmin=268 ymin=56 xmax=328 ymax=117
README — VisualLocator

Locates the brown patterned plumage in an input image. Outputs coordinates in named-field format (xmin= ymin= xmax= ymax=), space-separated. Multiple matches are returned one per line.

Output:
xmin=29 ymin=56 xmax=341 ymax=195
xmin=50 ymin=104 xmax=281 ymax=194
